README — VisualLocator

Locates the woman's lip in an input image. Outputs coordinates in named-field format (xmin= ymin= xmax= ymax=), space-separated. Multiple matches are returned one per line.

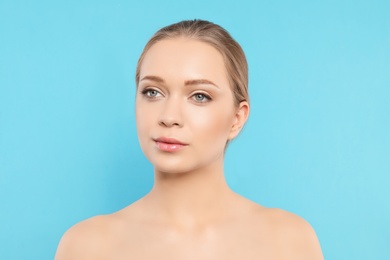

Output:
xmin=153 ymin=137 xmax=188 ymax=152
xmin=153 ymin=137 xmax=188 ymax=145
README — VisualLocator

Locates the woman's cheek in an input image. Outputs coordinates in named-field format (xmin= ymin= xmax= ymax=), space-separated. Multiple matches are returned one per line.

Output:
xmin=192 ymin=108 xmax=231 ymax=140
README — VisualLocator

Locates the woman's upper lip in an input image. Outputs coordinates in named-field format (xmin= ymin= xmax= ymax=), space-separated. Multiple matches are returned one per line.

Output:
xmin=154 ymin=137 xmax=188 ymax=145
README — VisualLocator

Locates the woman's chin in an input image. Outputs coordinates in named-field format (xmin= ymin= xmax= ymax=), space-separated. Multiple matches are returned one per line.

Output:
xmin=153 ymin=164 xmax=193 ymax=176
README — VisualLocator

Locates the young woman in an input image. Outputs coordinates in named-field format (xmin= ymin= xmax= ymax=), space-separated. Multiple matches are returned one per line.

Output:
xmin=55 ymin=20 xmax=323 ymax=259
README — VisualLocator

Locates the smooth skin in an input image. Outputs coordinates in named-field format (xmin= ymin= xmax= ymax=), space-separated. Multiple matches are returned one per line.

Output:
xmin=55 ymin=38 xmax=323 ymax=260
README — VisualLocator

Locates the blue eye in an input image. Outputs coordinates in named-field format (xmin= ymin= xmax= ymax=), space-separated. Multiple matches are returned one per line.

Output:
xmin=192 ymin=93 xmax=211 ymax=103
xmin=141 ymin=88 xmax=162 ymax=98
xmin=147 ymin=90 xmax=158 ymax=97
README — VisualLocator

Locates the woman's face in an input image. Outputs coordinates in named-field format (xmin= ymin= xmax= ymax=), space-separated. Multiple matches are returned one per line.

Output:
xmin=136 ymin=38 xmax=244 ymax=174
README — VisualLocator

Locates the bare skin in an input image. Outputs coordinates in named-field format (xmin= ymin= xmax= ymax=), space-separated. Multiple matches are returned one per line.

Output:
xmin=55 ymin=38 xmax=323 ymax=259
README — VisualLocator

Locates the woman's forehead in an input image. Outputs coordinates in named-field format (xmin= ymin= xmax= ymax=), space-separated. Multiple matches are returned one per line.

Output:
xmin=139 ymin=38 xmax=229 ymax=86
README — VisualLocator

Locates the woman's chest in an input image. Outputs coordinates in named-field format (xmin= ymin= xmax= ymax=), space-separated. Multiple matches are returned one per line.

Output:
xmin=106 ymin=224 xmax=280 ymax=260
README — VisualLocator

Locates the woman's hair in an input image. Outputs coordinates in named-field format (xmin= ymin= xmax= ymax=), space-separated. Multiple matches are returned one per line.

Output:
xmin=135 ymin=19 xmax=249 ymax=106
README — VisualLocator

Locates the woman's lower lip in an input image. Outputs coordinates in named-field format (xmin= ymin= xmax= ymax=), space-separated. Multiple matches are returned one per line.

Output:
xmin=155 ymin=141 xmax=187 ymax=152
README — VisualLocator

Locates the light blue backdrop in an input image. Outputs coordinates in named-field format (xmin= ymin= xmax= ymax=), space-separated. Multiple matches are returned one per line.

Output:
xmin=0 ymin=0 xmax=389 ymax=259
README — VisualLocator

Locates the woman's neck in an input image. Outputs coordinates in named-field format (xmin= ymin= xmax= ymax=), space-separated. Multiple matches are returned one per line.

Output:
xmin=143 ymin=159 xmax=237 ymax=230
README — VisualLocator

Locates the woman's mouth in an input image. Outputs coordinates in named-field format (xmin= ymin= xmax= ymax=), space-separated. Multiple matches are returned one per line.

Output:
xmin=153 ymin=137 xmax=188 ymax=152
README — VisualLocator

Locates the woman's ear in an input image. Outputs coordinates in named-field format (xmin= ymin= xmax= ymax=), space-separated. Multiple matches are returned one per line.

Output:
xmin=228 ymin=101 xmax=250 ymax=140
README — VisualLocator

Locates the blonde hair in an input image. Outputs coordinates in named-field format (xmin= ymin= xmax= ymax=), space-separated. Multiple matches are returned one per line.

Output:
xmin=135 ymin=19 xmax=249 ymax=106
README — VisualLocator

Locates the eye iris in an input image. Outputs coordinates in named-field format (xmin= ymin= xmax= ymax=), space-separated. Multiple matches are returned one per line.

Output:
xmin=149 ymin=90 xmax=157 ymax=96
xmin=195 ymin=94 xmax=204 ymax=101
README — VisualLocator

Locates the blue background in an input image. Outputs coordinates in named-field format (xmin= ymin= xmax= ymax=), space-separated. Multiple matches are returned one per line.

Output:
xmin=1 ymin=0 xmax=389 ymax=259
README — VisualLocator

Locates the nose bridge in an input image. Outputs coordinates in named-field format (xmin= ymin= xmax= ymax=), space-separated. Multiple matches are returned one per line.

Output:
xmin=159 ymin=94 xmax=183 ymax=127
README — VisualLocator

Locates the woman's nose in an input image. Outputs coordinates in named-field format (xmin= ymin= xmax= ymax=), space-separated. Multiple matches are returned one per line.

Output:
xmin=158 ymin=97 xmax=183 ymax=128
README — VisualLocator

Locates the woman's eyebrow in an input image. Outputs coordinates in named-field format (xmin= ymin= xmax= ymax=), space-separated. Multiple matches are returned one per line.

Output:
xmin=184 ymin=79 xmax=220 ymax=89
xmin=140 ymin=75 xmax=165 ymax=83
xmin=140 ymin=76 xmax=219 ymax=89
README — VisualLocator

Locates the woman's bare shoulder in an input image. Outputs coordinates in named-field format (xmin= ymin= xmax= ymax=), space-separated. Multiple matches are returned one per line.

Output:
xmin=54 ymin=215 xmax=114 ymax=260
xmin=253 ymin=206 xmax=324 ymax=259
xmin=54 ymin=203 xmax=144 ymax=260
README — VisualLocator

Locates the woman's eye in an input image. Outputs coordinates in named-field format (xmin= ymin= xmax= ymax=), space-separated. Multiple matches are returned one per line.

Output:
xmin=142 ymin=89 xmax=161 ymax=98
xmin=147 ymin=90 xmax=158 ymax=97
xmin=192 ymin=93 xmax=211 ymax=103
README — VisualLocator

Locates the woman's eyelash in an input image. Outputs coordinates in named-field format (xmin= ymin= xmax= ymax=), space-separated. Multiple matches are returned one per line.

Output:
xmin=141 ymin=88 xmax=162 ymax=98
xmin=191 ymin=92 xmax=212 ymax=103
